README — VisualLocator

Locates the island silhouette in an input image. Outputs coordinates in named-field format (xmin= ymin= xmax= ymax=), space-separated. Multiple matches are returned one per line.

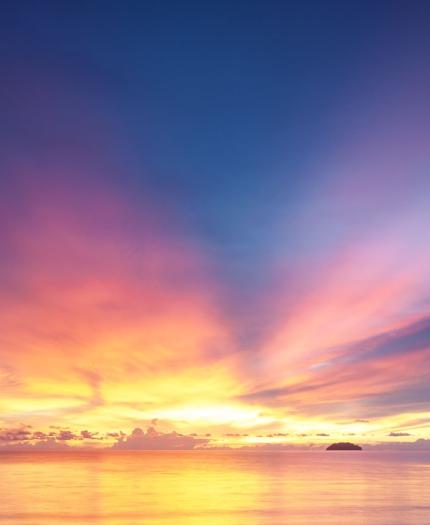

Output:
xmin=326 ymin=442 xmax=362 ymax=451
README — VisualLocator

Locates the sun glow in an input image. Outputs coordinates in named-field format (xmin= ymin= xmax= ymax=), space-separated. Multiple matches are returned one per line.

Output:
xmin=145 ymin=404 xmax=268 ymax=426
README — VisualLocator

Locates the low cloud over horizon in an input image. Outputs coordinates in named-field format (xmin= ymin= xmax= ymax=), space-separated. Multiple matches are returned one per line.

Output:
xmin=1 ymin=423 xmax=429 ymax=452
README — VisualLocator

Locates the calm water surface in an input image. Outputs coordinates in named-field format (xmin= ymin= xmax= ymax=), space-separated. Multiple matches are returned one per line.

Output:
xmin=0 ymin=451 xmax=429 ymax=525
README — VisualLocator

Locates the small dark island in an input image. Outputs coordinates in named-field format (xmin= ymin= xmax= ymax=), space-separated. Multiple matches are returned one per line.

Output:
xmin=326 ymin=442 xmax=362 ymax=451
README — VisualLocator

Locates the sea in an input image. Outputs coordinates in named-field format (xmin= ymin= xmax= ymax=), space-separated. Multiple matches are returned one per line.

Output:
xmin=1 ymin=450 xmax=429 ymax=524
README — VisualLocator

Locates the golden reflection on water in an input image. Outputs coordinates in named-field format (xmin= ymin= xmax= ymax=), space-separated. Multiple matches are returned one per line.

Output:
xmin=1 ymin=451 xmax=430 ymax=525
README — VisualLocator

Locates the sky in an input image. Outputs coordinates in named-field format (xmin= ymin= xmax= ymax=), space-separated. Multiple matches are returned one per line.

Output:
xmin=1 ymin=1 xmax=430 ymax=450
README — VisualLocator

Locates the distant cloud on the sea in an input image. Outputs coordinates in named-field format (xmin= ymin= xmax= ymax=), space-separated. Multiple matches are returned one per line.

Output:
xmin=112 ymin=427 xmax=208 ymax=450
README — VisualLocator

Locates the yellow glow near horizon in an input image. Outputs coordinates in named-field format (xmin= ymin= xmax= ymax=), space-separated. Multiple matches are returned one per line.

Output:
xmin=144 ymin=404 xmax=272 ymax=427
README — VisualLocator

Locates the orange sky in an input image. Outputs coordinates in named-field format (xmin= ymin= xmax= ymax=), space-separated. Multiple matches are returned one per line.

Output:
xmin=1 ymin=170 xmax=430 ymax=451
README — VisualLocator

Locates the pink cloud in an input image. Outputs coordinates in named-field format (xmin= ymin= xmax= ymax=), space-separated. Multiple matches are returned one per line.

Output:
xmin=112 ymin=427 xmax=208 ymax=450
xmin=0 ymin=169 xmax=233 ymax=425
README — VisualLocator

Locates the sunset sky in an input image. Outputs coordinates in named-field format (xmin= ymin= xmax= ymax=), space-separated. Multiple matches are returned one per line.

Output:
xmin=1 ymin=2 xmax=430 ymax=450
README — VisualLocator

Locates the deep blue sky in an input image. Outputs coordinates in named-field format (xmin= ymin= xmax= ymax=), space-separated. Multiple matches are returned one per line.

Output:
xmin=2 ymin=1 xmax=430 ymax=303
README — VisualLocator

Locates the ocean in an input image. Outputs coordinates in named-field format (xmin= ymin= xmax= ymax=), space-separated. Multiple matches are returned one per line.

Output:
xmin=1 ymin=450 xmax=429 ymax=524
